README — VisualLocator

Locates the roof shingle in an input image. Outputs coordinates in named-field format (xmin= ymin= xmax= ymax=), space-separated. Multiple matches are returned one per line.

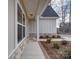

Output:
xmin=41 ymin=6 xmax=59 ymax=17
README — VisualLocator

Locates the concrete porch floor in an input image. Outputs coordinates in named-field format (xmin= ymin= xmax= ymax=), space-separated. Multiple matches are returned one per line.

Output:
xmin=21 ymin=40 xmax=45 ymax=59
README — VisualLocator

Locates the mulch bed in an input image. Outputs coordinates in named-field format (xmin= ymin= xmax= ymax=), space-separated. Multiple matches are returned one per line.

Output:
xmin=40 ymin=41 xmax=71 ymax=59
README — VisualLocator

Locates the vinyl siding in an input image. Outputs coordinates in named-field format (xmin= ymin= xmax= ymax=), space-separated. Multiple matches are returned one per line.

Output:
xmin=39 ymin=19 xmax=57 ymax=34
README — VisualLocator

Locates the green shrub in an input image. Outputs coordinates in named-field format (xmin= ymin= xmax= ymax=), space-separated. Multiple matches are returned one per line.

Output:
xmin=45 ymin=35 xmax=49 ymax=38
xmin=40 ymin=36 xmax=43 ymax=39
xmin=57 ymin=35 xmax=61 ymax=38
xmin=53 ymin=43 xmax=60 ymax=49
xmin=64 ymin=50 xmax=71 ymax=59
xmin=46 ymin=37 xmax=52 ymax=43
xmin=46 ymin=39 xmax=51 ymax=43
xmin=52 ymin=35 xmax=56 ymax=38
xmin=52 ymin=35 xmax=61 ymax=38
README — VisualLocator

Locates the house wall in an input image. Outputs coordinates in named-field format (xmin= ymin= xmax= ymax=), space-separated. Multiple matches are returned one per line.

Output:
xmin=39 ymin=17 xmax=57 ymax=34
xmin=28 ymin=20 xmax=37 ymax=33
xmin=27 ymin=19 xmax=37 ymax=38
xmin=8 ymin=0 xmax=15 ymax=55
xmin=27 ymin=17 xmax=57 ymax=37
xmin=8 ymin=0 xmax=29 ymax=57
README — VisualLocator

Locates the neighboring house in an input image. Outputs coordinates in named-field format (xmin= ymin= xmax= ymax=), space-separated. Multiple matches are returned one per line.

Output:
xmin=39 ymin=6 xmax=59 ymax=36
xmin=28 ymin=6 xmax=59 ymax=38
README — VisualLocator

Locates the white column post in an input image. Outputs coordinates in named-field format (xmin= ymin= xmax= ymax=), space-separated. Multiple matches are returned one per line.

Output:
xmin=37 ymin=15 xmax=39 ymax=41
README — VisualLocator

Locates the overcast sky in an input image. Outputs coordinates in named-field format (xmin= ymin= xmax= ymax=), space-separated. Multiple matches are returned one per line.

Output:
xmin=50 ymin=0 xmax=70 ymax=28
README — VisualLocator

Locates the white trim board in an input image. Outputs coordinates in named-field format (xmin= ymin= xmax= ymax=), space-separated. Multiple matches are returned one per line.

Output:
xmin=40 ymin=16 xmax=59 ymax=20
xmin=15 ymin=0 xmax=27 ymax=46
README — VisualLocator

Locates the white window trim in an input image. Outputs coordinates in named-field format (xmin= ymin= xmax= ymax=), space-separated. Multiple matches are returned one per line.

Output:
xmin=15 ymin=0 xmax=26 ymax=46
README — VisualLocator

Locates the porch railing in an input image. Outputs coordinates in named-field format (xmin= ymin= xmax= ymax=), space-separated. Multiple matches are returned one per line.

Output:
xmin=8 ymin=37 xmax=28 ymax=59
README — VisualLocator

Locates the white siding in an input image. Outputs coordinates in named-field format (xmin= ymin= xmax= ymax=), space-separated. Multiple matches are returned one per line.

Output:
xmin=28 ymin=20 xmax=37 ymax=33
xmin=8 ymin=0 xmax=15 ymax=55
xmin=39 ymin=19 xmax=57 ymax=34
xmin=8 ymin=0 xmax=29 ymax=55
xmin=28 ymin=18 xmax=57 ymax=34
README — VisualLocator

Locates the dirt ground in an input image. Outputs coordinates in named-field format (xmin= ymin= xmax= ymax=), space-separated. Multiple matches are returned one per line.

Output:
xmin=40 ymin=41 xmax=71 ymax=59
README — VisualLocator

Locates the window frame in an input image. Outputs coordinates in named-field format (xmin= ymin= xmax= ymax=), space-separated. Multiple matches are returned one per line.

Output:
xmin=17 ymin=2 xmax=26 ymax=43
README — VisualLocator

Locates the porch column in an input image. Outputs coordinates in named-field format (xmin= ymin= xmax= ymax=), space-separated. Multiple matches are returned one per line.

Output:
xmin=37 ymin=15 xmax=39 ymax=41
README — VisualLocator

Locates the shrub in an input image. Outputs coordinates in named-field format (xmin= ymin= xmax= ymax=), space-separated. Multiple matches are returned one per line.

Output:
xmin=52 ymin=35 xmax=56 ymax=38
xmin=52 ymin=35 xmax=61 ymax=38
xmin=61 ymin=40 xmax=68 ymax=45
xmin=53 ymin=43 xmax=60 ymax=49
xmin=40 ymin=36 xmax=43 ymax=39
xmin=57 ymin=35 xmax=61 ymax=38
xmin=64 ymin=50 xmax=71 ymax=59
xmin=45 ymin=35 xmax=49 ymax=39
xmin=46 ymin=39 xmax=51 ymax=43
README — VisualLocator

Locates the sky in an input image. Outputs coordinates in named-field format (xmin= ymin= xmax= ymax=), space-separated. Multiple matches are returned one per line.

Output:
xmin=50 ymin=0 xmax=71 ymax=28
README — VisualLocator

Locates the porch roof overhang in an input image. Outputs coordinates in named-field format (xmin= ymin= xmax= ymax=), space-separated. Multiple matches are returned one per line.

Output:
xmin=20 ymin=0 xmax=51 ymax=20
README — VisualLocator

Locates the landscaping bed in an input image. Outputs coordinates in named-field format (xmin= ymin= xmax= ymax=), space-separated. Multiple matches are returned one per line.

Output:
xmin=39 ymin=34 xmax=61 ymax=39
xmin=39 ymin=41 xmax=71 ymax=59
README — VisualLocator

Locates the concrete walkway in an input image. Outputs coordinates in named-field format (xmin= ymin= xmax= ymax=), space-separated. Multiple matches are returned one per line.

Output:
xmin=60 ymin=34 xmax=71 ymax=41
xmin=21 ymin=40 xmax=45 ymax=59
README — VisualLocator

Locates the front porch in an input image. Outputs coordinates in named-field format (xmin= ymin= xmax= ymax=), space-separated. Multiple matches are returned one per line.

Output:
xmin=8 ymin=0 xmax=71 ymax=59
xmin=21 ymin=40 xmax=45 ymax=59
xmin=8 ymin=0 xmax=52 ymax=59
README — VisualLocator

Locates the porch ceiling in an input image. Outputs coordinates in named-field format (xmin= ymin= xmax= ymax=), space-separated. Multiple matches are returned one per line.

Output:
xmin=22 ymin=0 xmax=51 ymax=20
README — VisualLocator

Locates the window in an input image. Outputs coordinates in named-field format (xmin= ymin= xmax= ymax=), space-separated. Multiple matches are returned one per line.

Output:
xmin=23 ymin=14 xmax=25 ymax=25
xmin=23 ymin=27 xmax=25 ymax=38
xmin=17 ymin=4 xmax=22 ymax=24
xmin=17 ymin=4 xmax=26 ymax=43
xmin=18 ymin=24 xmax=22 ymax=42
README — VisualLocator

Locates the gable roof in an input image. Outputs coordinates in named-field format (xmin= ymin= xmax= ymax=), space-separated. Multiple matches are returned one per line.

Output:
xmin=41 ymin=6 xmax=59 ymax=17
